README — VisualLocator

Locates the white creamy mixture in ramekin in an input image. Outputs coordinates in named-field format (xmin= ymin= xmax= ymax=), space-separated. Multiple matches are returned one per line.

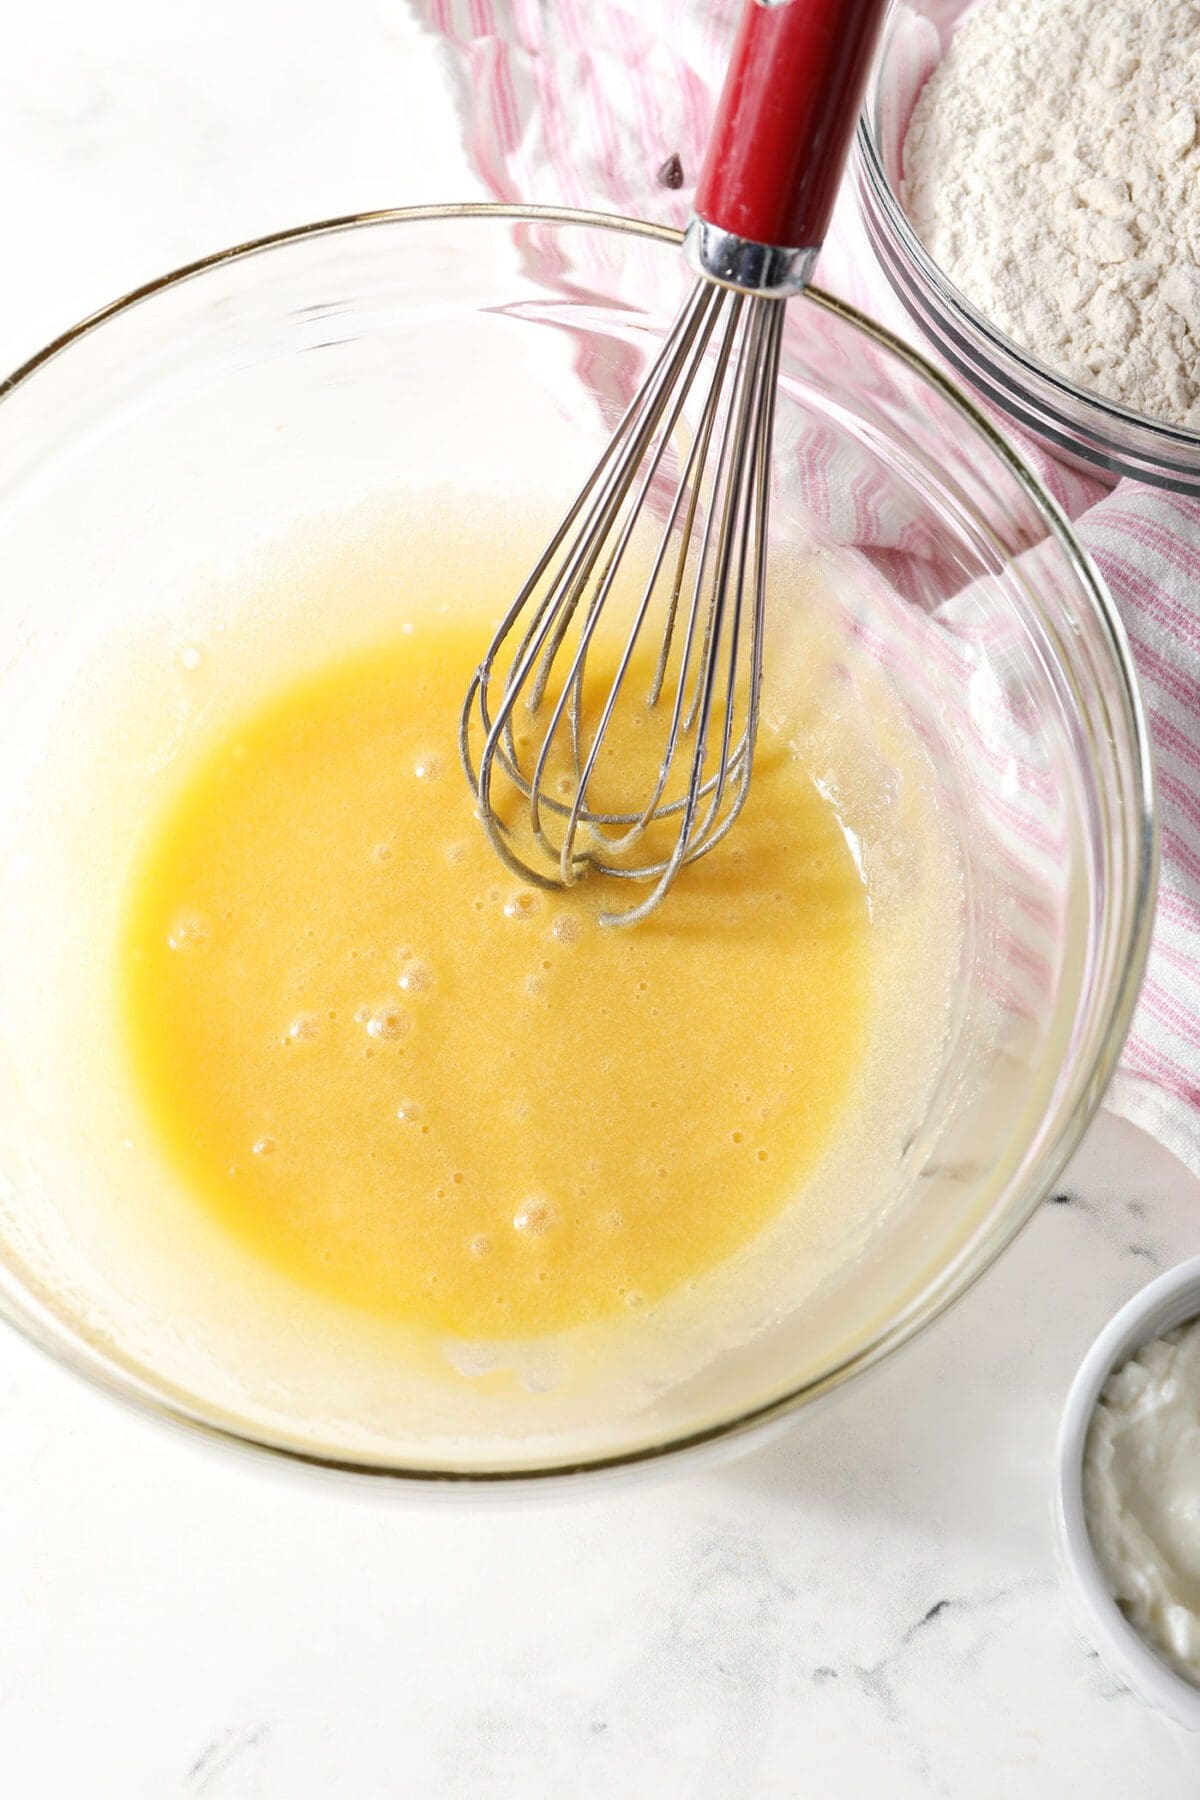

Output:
xmin=1084 ymin=1319 xmax=1200 ymax=1684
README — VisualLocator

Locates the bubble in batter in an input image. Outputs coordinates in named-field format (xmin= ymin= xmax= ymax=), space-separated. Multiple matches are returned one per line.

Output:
xmin=503 ymin=890 xmax=539 ymax=921
xmin=513 ymin=1198 xmax=558 ymax=1238
xmin=365 ymin=1006 xmax=409 ymax=1042
xmin=167 ymin=913 xmax=210 ymax=951
xmin=397 ymin=959 xmax=433 ymax=995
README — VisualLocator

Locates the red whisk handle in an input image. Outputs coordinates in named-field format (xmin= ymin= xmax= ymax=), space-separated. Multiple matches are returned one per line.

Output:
xmin=687 ymin=0 xmax=890 ymax=293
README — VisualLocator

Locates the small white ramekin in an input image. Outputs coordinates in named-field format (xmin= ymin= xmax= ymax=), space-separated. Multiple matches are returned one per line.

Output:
xmin=1056 ymin=1254 xmax=1200 ymax=1730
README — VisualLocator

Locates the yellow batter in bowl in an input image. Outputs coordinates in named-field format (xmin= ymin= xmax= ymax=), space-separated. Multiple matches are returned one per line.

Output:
xmin=122 ymin=617 xmax=872 ymax=1340
xmin=0 ymin=476 xmax=967 ymax=1467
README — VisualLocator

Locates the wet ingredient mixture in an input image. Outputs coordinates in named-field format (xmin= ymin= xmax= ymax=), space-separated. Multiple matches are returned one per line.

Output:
xmin=121 ymin=620 xmax=874 ymax=1340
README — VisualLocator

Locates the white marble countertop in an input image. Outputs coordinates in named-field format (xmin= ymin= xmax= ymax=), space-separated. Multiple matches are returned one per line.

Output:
xmin=3 ymin=2 xmax=1200 ymax=1793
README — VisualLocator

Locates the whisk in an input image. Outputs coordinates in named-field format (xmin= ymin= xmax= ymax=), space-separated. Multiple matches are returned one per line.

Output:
xmin=461 ymin=0 xmax=889 ymax=925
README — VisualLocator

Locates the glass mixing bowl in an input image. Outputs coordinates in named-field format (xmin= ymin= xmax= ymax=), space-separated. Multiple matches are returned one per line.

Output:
xmin=0 ymin=204 xmax=1154 ymax=1486
xmin=854 ymin=0 xmax=1200 ymax=493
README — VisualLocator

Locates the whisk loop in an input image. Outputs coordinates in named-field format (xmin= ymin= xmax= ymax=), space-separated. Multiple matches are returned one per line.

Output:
xmin=460 ymin=282 xmax=785 ymax=927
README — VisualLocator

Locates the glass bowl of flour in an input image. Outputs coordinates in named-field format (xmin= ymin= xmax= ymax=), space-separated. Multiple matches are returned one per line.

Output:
xmin=854 ymin=0 xmax=1200 ymax=493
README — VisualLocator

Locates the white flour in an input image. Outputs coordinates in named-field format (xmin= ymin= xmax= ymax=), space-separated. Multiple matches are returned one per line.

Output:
xmin=903 ymin=0 xmax=1200 ymax=427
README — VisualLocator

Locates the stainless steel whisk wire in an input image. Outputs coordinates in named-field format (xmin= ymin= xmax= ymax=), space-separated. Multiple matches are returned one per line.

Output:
xmin=460 ymin=284 xmax=785 ymax=927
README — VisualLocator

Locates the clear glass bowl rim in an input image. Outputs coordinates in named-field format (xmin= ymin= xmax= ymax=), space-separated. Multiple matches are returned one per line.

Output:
xmin=0 ymin=201 xmax=1158 ymax=1487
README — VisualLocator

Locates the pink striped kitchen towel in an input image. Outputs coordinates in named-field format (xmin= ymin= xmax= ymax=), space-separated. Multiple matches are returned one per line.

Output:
xmin=413 ymin=0 xmax=1200 ymax=1176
